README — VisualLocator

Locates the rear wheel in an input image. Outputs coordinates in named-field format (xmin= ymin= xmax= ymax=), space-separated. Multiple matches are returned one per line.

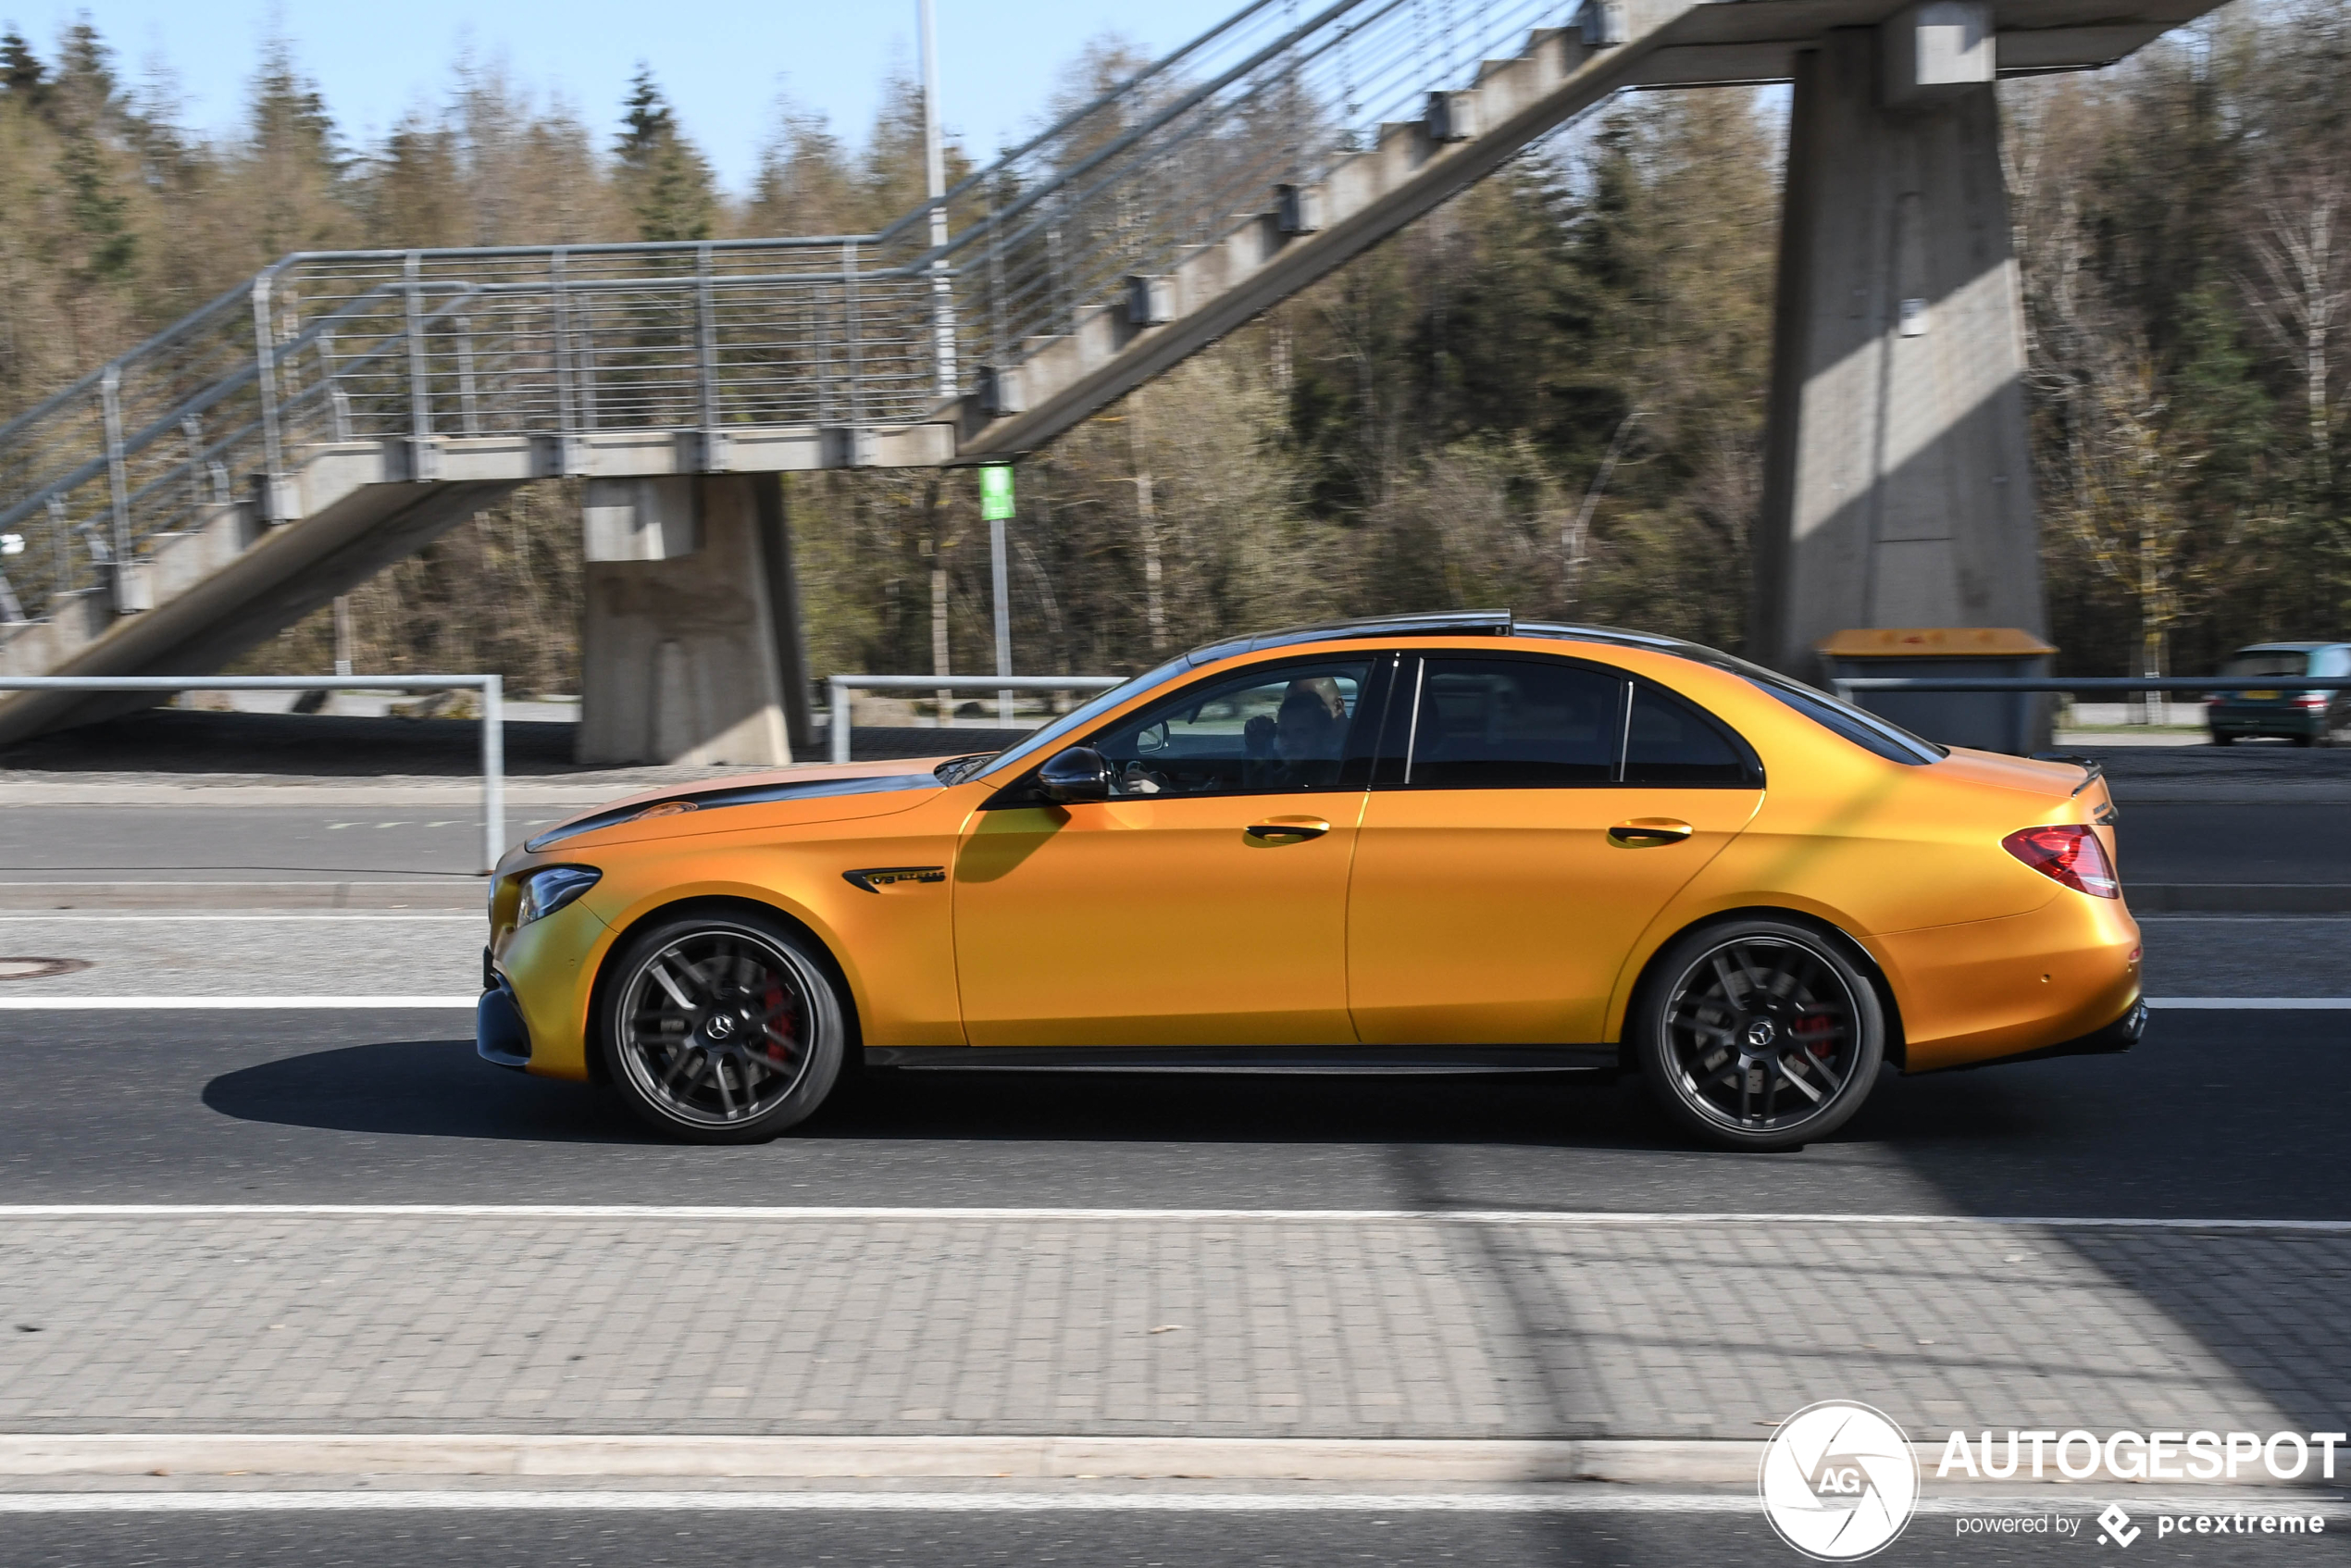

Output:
xmin=1635 ymin=918 xmax=1885 ymax=1151
xmin=600 ymin=910 xmax=845 ymax=1143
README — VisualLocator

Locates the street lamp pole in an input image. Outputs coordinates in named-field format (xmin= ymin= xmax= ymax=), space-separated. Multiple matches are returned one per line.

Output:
xmin=919 ymin=0 xmax=956 ymax=400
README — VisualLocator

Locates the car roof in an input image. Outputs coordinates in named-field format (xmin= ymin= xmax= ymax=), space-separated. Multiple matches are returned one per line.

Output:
xmin=2235 ymin=641 xmax=2338 ymax=653
xmin=1183 ymin=610 xmax=1708 ymax=666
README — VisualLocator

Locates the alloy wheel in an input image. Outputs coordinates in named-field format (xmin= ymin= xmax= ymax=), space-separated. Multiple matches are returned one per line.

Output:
xmin=1659 ymin=935 xmax=1863 ymax=1136
xmin=613 ymin=927 xmax=817 ymax=1127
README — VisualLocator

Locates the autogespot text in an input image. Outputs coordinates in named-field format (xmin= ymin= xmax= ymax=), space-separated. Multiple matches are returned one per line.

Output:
xmin=1935 ymin=1428 xmax=2347 ymax=1481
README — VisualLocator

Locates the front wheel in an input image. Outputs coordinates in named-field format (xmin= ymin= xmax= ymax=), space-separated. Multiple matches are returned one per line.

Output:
xmin=1634 ymin=919 xmax=1886 ymax=1151
xmin=599 ymin=909 xmax=846 ymax=1143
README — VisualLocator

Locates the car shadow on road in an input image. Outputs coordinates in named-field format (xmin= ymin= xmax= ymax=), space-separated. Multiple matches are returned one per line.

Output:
xmin=201 ymin=1039 xmax=655 ymax=1144
xmin=200 ymin=1038 xmax=1704 ymax=1151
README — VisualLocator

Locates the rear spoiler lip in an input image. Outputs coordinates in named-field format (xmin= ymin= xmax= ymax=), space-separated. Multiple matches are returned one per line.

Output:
xmin=2031 ymin=752 xmax=2106 ymax=796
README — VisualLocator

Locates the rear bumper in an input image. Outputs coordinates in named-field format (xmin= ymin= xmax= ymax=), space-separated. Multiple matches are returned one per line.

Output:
xmin=2208 ymin=706 xmax=2323 ymax=735
xmin=1934 ymin=995 xmax=2146 ymax=1073
xmin=1873 ymin=890 xmax=2142 ymax=1073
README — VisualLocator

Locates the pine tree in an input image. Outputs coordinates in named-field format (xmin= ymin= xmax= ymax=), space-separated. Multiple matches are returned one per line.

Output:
xmin=614 ymin=66 xmax=714 ymax=243
xmin=0 ymin=29 xmax=46 ymax=106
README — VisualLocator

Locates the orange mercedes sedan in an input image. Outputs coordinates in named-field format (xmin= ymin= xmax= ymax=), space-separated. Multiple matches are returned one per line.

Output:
xmin=477 ymin=612 xmax=2143 ymax=1151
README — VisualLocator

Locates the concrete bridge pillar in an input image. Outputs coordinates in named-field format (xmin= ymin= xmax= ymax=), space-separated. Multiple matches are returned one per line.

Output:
xmin=1749 ymin=13 xmax=2046 ymax=680
xmin=577 ymin=472 xmax=815 ymax=767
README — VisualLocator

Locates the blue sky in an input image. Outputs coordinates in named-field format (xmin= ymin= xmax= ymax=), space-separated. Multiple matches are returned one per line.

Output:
xmin=10 ymin=1 xmax=1243 ymax=192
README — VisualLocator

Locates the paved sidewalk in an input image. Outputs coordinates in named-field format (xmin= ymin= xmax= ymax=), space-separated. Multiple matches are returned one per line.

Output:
xmin=0 ymin=1213 xmax=2339 ymax=1441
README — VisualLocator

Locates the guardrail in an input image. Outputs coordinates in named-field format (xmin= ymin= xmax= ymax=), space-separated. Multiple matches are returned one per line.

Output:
xmin=826 ymin=675 xmax=1124 ymax=765
xmin=0 ymin=674 xmax=504 ymax=872
xmin=1830 ymin=678 xmax=2351 ymax=696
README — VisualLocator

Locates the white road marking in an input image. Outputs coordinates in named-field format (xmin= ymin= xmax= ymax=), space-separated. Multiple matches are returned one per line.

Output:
xmin=2146 ymin=997 xmax=2351 ymax=1009
xmin=0 ymin=915 xmax=478 ymax=923
xmin=0 ymin=1490 xmax=2304 ymax=1515
xmin=0 ymin=997 xmax=476 ymax=1011
xmin=0 ymin=1205 xmax=2344 ymax=1229
xmin=0 ymin=994 xmax=2339 ymax=1010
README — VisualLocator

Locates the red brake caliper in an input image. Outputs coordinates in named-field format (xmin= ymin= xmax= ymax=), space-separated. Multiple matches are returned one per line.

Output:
xmin=1792 ymin=1012 xmax=1835 ymax=1058
xmin=763 ymin=978 xmax=796 ymax=1065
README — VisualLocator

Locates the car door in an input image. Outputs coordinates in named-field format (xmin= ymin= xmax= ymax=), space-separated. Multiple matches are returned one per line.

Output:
xmin=953 ymin=654 xmax=1386 ymax=1047
xmin=1346 ymin=653 xmax=1763 ymax=1046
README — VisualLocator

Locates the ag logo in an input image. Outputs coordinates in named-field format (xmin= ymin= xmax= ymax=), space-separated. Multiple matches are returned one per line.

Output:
xmin=1759 ymin=1400 xmax=1920 ymax=1561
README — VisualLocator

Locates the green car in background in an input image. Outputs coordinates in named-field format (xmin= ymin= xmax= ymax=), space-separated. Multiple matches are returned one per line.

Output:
xmin=2206 ymin=642 xmax=2351 ymax=745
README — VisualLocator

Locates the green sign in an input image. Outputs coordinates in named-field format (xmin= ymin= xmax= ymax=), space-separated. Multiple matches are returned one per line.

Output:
xmin=977 ymin=464 xmax=1015 ymax=522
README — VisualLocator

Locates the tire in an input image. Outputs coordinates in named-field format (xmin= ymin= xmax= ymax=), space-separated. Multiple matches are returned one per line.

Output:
xmin=2210 ymin=732 xmax=2233 ymax=746
xmin=2294 ymin=732 xmax=2317 ymax=748
xmin=1633 ymin=918 xmax=1886 ymax=1152
xmin=598 ymin=908 xmax=846 ymax=1144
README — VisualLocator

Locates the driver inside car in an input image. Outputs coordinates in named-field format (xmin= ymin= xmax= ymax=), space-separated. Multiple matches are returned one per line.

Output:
xmin=1243 ymin=680 xmax=1347 ymax=789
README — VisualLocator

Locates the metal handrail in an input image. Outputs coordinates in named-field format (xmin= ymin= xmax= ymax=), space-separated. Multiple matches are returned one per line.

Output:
xmin=827 ymin=674 xmax=1124 ymax=765
xmin=0 ymin=675 xmax=505 ymax=871
xmin=1832 ymin=678 xmax=2351 ymax=695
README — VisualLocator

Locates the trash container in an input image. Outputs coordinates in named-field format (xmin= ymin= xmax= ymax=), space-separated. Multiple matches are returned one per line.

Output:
xmin=1816 ymin=628 xmax=2056 ymax=755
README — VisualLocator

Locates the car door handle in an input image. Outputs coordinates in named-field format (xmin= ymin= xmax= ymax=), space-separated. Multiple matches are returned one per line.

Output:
xmin=1246 ymin=817 xmax=1330 ymax=842
xmin=1608 ymin=818 xmax=1694 ymax=848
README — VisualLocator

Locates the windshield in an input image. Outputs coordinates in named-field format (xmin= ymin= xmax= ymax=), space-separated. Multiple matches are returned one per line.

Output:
xmin=973 ymin=655 xmax=1197 ymax=780
xmin=2221 ymin=650 xmax=2314 ymax=679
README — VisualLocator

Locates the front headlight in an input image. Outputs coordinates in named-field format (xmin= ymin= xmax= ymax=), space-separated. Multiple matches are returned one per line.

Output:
xmin=516 ymin=865 xmax=602 ymax=927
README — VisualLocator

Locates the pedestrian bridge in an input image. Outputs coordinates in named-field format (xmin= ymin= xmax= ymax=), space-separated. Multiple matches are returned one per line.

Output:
xmin=0 ymin=0 xmax=2216 ymax=758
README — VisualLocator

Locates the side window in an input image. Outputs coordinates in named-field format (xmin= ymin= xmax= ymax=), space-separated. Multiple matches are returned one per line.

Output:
xmin=1408 ymin=658 xmax=1623 ymax=787
xmin=1089 ymin=660 xmax=1372 ymax=797
xmin=1624 ymin=686 xmax=1756 ymax=786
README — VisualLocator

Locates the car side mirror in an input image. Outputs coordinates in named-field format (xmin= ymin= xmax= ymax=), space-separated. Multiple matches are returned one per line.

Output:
xmin=1037 ymin=745 xmax=1113 ymax=804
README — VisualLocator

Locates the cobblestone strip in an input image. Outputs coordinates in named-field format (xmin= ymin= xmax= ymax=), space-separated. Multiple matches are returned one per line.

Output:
xmin=0 ymin=1216 xmax=2338 ymax=1438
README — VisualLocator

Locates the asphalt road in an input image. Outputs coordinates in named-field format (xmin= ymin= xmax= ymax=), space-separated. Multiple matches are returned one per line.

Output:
xmin=0 ymin=807 xmax=557 ymax=881
xmin=0 ymin=1004 xmax=2340 ymax=1217
xmin=2121 ymin=803 xmax=2351 ymax=885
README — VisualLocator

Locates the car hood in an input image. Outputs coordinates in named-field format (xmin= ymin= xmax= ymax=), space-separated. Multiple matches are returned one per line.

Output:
xmin=523 ymin=761 xmax=959 ymax=853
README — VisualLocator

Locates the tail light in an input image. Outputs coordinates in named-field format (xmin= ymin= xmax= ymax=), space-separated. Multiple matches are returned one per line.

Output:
xmin=2003 ymin=825 xmax=2120 ymax=898
xmin=2298 ymin=695 xmax=2328 ymax=708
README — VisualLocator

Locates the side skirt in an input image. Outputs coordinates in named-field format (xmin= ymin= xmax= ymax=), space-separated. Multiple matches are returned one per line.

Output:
xmin=863 ymin=1044 xmax=1617 ymax=1075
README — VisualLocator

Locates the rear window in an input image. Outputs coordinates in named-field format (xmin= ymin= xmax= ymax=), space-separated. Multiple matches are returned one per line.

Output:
xmin=2222 ymin=650 xmax=2317 ymax=679
xmin=1624 ymin=687 xmax=1754 ymax=785
xmin=1410 ymin=658 xmax=1621 ymax=787
xmin=1746 ymin=676 xmax=1946 ymax=765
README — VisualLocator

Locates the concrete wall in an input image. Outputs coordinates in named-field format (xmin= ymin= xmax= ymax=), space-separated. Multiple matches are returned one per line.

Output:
xmin=577 ymin=473 xmax=811 ymax=767
xmin=1750 ymin=26 xmax=2045 ymax=679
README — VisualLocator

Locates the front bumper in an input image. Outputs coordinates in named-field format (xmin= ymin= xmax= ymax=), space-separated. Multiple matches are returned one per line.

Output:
xmin=475 ymin=975 xmax=533 ymax=1070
